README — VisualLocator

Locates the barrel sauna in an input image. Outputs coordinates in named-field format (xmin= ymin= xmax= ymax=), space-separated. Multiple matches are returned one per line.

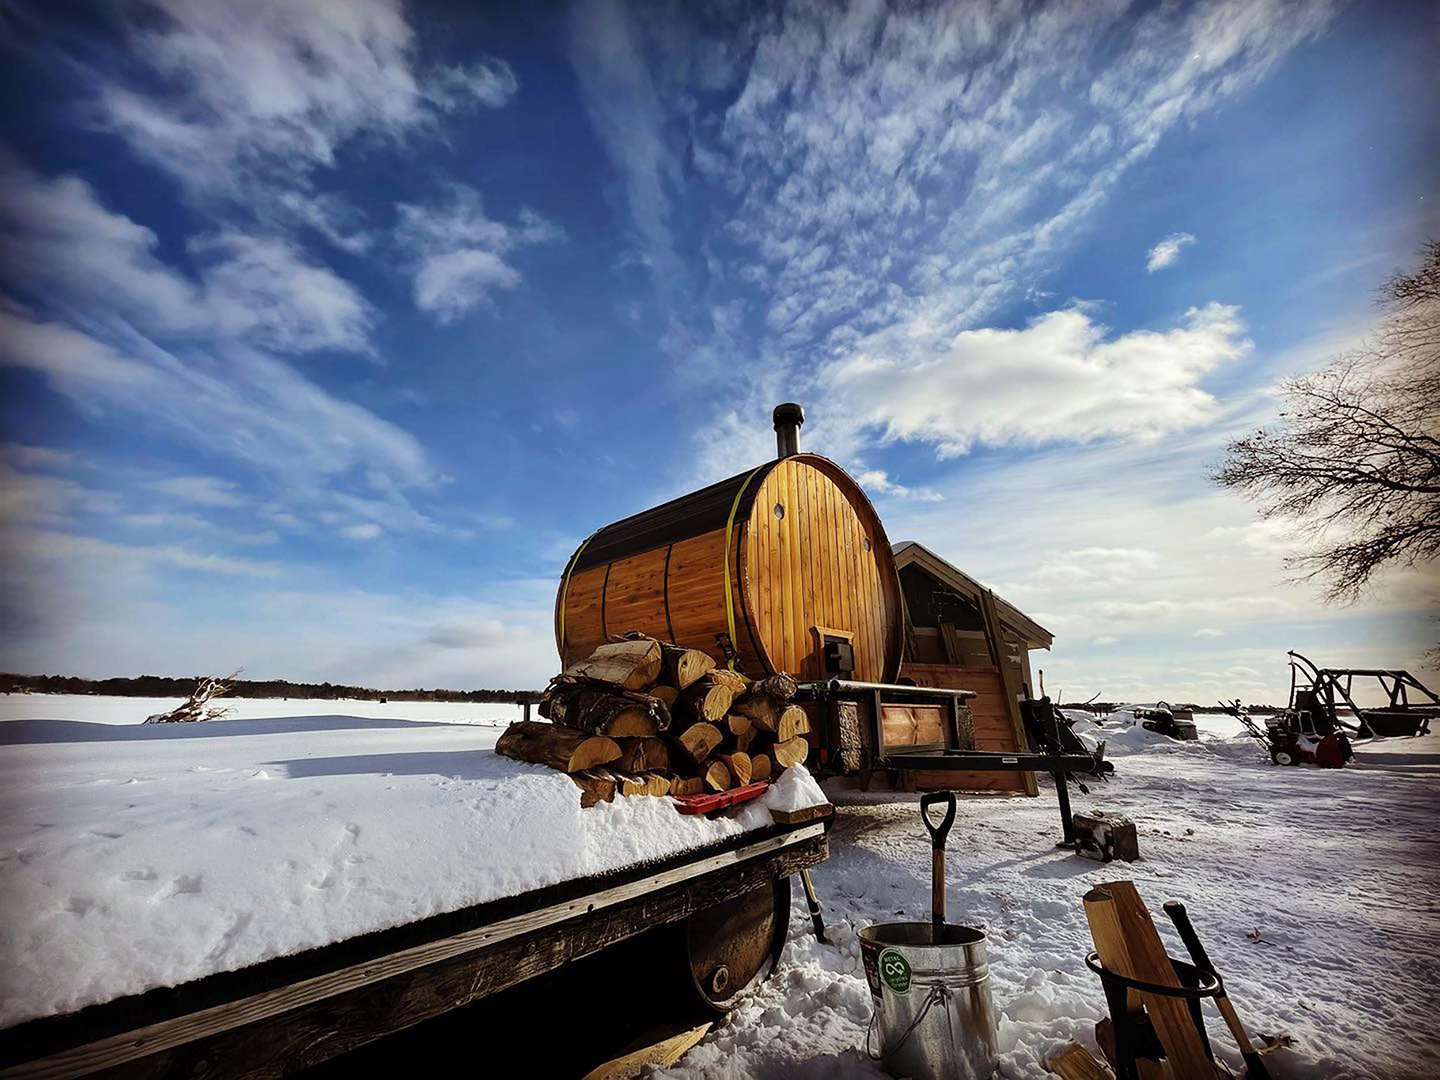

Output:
xmin=555 ymin=414 xmax=903 ymax=683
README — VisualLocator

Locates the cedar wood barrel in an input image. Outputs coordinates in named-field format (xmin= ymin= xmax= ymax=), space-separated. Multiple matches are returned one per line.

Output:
xmin=555 ymin=452 xmax=903 ymax=683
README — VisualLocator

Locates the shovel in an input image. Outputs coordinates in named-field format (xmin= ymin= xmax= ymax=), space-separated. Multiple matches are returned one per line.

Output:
xmin=920 ymin=791 xmax=957 ymax=942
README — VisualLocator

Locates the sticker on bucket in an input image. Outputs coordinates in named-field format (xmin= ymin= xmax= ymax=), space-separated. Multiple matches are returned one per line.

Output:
xmin=878 ymin=948 xmax=912 ymax=995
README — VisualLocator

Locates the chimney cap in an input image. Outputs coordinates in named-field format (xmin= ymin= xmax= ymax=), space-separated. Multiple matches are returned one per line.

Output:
xmin=772 ymin=402 xmax=805 ymax=431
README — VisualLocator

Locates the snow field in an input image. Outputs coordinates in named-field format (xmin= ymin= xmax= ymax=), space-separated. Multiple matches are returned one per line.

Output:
xmin=0 ymin=696 xmax=782 ymax=1028
xmin=657 ymin=729 xmax=1440 ymax=1080
xmin=2 ymin=695 xmax=1436 ymax=1079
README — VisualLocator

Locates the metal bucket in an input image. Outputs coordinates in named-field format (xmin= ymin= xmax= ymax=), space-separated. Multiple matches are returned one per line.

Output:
xmin=859 ymin=922 xmax=998 ymax=1080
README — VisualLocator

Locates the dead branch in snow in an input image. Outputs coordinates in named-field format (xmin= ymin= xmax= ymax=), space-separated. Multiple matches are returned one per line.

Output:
xmin=144 ymin=672 xmax=240 ymax=724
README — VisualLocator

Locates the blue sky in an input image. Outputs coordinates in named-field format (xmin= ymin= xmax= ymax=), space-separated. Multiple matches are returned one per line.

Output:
xmin=0 ymin=0 xmax=1435 ymax=700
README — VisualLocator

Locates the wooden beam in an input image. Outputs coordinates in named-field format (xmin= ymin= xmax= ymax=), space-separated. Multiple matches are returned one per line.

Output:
xmin=1 ymin=828 xmax=827 ymax=1080
xmin=979 ymin=589 xmax=1037 ymax=796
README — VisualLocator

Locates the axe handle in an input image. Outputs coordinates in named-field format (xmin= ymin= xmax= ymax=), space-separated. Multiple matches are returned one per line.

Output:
xmin=1163 ymin=901 xmax=1271 ymax=1079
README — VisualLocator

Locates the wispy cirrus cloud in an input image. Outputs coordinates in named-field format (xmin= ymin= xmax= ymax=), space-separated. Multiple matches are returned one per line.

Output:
xmin=0 ymin=163 xmax=439 ymax=544
xmin=1147 ymin=232 xmax=1197 ymax=272
xmin=88 ymin=0 xmax=520 ymax=243
xmin=568 ymin=0 xmax=1338 ymax=482
xmin=1 ymin=164 xmax=372 ymax=355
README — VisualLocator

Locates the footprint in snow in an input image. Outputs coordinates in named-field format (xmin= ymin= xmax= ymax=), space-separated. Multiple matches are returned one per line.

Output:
xmin=64 ymin=896 xmax=95 ymax=916
xmin=204 ymin=912 xmax=254 ymax=963
xmin=121 ymin=868 xmax=157 ymax=882
xmin=166 ymin=874 xmax=203 ymax=898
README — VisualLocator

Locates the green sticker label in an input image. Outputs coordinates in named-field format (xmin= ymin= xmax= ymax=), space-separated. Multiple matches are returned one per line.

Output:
xmin=879 ymin=949 xmax=912 ymax=995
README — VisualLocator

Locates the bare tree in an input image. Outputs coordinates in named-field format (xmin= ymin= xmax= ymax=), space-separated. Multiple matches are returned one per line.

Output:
xmin=1214 ymin=241 xmax=1440 ymax=601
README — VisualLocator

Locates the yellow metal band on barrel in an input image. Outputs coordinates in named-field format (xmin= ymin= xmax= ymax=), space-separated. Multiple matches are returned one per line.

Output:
xmin=557 ymin=531 xmax=597 ymax=659
xmin=723 ymin=465 xmax=767 ymax=671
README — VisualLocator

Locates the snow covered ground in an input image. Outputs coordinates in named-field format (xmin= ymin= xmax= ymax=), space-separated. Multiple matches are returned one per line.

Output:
xmin=662 ymin=719 xmax=1440 ymax=1080
xmin=0 ymin=694 xmax=770 ymax=1028
xmin=3 ymin=696 xmax=1436 ymax=1079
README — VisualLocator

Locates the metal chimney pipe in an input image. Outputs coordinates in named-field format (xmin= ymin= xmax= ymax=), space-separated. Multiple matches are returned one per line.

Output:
xmin=773 ymin=402 xmax=805 ymax=459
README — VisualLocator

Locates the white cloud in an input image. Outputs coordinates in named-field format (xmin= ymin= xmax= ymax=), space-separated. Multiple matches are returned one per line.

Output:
xmin=425 ymin=60 xmax=519 ymax=111
xmin=825 ymin=303 xmax=1251 ymax=456
xmin=191 ymin=232 xmax=373 ymax=354
xmin=340 ymin=523 xmax=383 ymax=540
xmin=1146 ymin=232 xmax=1197 ymax=272
xmin=91 ymin=0 xmax=518 ymax=210
xmin=855 ymin=469 xmax=943 ymax=503
xmin=566 ymin=0 xmax=684 ymax=286
xmin=1 ymin=166 xmax=373 ymax=355
xmin=395 ymin=187 xmax=563 ymax=321
xmin=563 ymin=0 xmax=1336 ymax=479
xmin=1091 ymin=635 xmax=1120 ymax=647
xmin=1193 ymin=628 xmax=1226 ymax=638
xmin=151 ymin=476 xmax=246 ymax=508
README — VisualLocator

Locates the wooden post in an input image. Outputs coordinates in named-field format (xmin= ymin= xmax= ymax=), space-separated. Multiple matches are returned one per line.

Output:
xmin=980 ymin=589 xmax=1037 ymax=796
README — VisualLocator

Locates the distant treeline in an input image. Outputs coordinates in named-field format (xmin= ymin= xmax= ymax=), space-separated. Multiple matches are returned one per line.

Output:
xmin=1059 ymin=701 xmax=1287 ymax=715
xmin=0 ymin=673 xmax=544 ymax=703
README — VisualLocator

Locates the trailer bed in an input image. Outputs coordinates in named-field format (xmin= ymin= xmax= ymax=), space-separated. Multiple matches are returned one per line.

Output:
xmin=0 ymin=815 xmax=829 ymax=1079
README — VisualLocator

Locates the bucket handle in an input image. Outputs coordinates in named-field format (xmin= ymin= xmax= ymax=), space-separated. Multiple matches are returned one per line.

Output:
xmin=865 ymin=982 xmax=955 ymax=1062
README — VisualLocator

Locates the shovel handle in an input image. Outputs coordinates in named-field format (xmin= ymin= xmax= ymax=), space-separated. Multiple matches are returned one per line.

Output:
xmin=920 ymin=791 xmax=956 ymax=852
xmin=920 ymin=792 xmax=956 ymax=934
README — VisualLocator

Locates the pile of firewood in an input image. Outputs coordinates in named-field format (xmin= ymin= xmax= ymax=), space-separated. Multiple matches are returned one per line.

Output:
xmin=494 ymin=634 xmax=810 ymax=807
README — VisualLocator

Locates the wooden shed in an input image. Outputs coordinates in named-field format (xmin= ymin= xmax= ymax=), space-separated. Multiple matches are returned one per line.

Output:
xmin=555 ymin=413 xmax=904 ymax=685
xmin=893 ymin=540 xmax=1054 ymax=795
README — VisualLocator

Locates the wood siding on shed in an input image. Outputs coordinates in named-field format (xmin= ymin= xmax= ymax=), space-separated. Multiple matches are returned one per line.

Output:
xmin=902 ymin=664 xmax=1029 ymax=793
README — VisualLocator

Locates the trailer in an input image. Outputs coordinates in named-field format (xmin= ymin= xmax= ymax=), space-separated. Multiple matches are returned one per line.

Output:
xmin=0 ymin=815 xmax=829 ymax=1080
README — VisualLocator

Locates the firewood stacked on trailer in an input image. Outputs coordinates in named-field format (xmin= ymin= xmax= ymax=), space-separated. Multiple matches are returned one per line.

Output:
xmin=494 ymin=634 xmax=811 ymax=807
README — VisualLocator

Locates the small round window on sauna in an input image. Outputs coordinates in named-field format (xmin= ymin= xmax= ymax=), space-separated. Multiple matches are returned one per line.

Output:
xmin=863 ymin=536 xmax=872 ymax=552
xmin=773 ymin=502 xmax=785 ymax=520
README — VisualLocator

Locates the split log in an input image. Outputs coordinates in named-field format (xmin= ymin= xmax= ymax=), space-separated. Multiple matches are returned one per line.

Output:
xmin=615 ymin=771 xmax=670 ymax=797
xmin=735 ymin=727 xmax=756 ymax=754
xmin=679 ymin=673 xmax=742 ymax=723
xmin=701 ymin=760 xmax=732 ymax=792
xmin=731 ymin=692 xmax=779 ymax=732
xmin=615 ymin=737 xmax=670 ymax=773
xmin=772 ymin=736 xmax=809 ymax=769
xmin=750 ymin=753 xmax=773 ymax=782
xmin=1085 ymin=882 xmax=1211 ymax=1080
xmin=717 ymin=752 xmax=752 ymax=786
xmin=752 ymin=673 xmax=797 ymax=700
xmin=1046 ymin=1041 xmax=1114 ymax=1080
xmin=709 ymin=669 xmax=748 ymax=694
xmin=541 ymin=677 xmax=670 ymax=736
xmin=660 ymin=644 xmax=715 ymax=690
xmin=670 ymin=776 xmax=706 ymax=796
xmin=775 ymin=704 xmax=810 ymax=742
xmin=676 ymin=722 xmax=724 ymax=764
xmin=496 ymin=721 xmax=620 ymax=773
xmin=650 ymin=684 xmax=679 ymax=708
xmin=564 ymin=637 xmax=662 ymax=690
xmin=571 ymin=769 xmax=618 ymax=808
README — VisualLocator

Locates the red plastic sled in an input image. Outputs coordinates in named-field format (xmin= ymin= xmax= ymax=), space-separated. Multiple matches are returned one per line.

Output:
xmin=672 ymin=781 xmax=770 ymax=815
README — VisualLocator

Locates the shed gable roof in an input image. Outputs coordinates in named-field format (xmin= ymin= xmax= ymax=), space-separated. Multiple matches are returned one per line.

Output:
xmin=891 ymin=540 xmax=1053 ymax=648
